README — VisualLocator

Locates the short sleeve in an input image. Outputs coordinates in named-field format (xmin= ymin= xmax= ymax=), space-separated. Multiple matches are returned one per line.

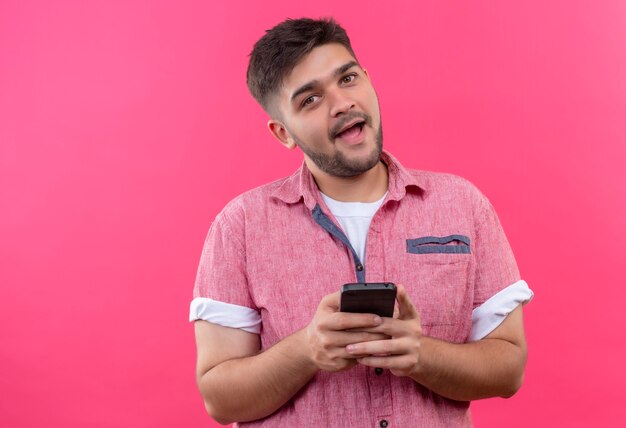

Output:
xmin=192 ymin=204 xmax=258 ymax=311
xmin=472 ymin=192 xmax=521 ymax=308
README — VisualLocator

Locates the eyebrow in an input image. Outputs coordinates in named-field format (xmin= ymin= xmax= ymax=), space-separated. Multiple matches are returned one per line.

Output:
xmin=290 ymin=61 xmax=360 ymax=103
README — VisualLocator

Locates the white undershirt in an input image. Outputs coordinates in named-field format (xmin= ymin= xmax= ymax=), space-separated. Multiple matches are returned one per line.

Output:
xmin=320 ymin=191 xmax=386 ymax=263
xmin=190 ymin=194 xmax=533 ymax=340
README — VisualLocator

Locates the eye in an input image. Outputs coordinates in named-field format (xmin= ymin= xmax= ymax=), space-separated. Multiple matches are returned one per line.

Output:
xmin=341 ymin=73 xmax=357 ymax=84
xmin=302 ymin=95 xmax=319 ymax=107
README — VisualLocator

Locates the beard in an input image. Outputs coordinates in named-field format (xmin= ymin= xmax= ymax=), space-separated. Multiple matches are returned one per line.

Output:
xmin=291 ymin=118 xmax=384 ymax=178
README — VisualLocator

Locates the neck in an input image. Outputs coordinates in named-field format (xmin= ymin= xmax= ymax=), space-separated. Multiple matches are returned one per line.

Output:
xmin=306 ymin=159 xmax=388 ymax=202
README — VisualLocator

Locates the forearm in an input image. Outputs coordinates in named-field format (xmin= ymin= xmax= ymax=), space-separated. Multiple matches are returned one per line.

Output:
xmin=198 ymin=328 xmax=318 ymax=424
xmin=410 ymin=335 xmax=526 ymax=401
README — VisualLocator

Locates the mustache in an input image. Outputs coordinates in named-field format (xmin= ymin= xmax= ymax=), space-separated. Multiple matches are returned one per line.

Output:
xmin=329 ymin=112 xmax=371 ymax=140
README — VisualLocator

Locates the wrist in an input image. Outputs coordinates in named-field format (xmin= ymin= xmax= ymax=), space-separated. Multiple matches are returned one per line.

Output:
xmin=285 ymin=328 xmax=320 ymax=374
xmin=408 ymin=335 xmax=431 ymax=382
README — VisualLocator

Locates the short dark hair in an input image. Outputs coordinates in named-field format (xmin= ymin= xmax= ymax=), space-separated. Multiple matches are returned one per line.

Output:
xmin=246 ymin=17 xmax=357 ymax=114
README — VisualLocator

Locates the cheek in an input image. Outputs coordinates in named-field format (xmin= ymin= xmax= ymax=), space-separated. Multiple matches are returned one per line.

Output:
xmin=301 ymin=118 xmax=328 ymax=141
xmin=367 ymin=92 xmax=380 ymax=117
xmin=356 ymin=88 xmax=379 ymax=120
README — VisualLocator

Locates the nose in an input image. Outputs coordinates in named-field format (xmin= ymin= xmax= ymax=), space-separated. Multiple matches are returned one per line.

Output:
xmin=328 ymin=89 xmax=355 ymax=117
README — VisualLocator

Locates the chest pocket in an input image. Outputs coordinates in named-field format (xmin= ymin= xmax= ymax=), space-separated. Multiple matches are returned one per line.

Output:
xmin=404 ymin=235 xmax=472 ymax=342
xmin=406 ymin=234 xmax=470 ymax=255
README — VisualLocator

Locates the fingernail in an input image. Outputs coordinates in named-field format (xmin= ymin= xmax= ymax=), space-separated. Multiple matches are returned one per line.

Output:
xmin=346 ymin=345 xmax=355 ymax=353
xmin=373 ymin=316 xmax=382 ymax=324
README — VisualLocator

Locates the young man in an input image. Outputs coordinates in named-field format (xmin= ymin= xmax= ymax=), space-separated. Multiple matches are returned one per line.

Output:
xmin=190 ymin=17 xmax=533 ymax=427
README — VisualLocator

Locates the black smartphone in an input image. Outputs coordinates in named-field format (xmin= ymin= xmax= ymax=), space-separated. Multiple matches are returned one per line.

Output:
xmin=339 ymin=282 xmax=397 ymax=317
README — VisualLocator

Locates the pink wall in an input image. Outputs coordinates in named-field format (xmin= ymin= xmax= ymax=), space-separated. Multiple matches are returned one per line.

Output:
xmin=1 ymin=1 xmax=625 ymax=426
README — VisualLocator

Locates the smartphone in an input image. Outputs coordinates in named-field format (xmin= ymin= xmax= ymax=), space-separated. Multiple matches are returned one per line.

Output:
xmin=339 ymin=282 xmax=397 ymax=317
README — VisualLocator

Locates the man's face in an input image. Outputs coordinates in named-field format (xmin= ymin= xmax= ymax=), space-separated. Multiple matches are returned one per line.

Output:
xmin=270 ymin=43 xmax=383 ymax=177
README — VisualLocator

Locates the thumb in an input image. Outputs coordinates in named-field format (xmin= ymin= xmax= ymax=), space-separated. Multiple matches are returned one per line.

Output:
xmin=319 ymin=291 xmax=341 ymax=312
xmin=396 ymin=284 xmax=420 ymax=321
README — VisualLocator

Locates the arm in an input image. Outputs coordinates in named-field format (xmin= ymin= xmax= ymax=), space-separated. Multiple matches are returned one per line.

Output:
xmin=194 ymin=292 xmax=388 ymax=425
xmin=194 ymin=321 xmax=316 ymax=425
xmin=347 ymin=284 xmax=528 ymax=402
xmin=411 ymin=305 xmax=526 ymax=400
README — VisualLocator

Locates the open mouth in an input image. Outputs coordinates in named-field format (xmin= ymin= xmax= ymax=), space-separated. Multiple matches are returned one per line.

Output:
xmin=335 ymin=121 xmax=365 ymax=140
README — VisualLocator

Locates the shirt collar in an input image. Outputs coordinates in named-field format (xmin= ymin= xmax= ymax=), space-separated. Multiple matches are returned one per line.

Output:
xmin=270 ymin=150 xmax=425 ymax=209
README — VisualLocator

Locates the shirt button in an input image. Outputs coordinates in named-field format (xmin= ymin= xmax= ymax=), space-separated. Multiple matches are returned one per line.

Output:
xmin=379 ymin=420 xmax=389 ymax=428
xmin=375 ymin=368 xmax=384 ymax=376
xmin=356 ymin=263 xmax=363 ymax=271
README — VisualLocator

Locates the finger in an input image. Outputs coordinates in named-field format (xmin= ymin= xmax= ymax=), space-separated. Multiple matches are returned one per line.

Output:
xmin=356 ymin=354 xmax=418 ymax=374
xmin=320 ymin=311 xmax=383 ymax=331
xmin=347 ymin=331 xmax=391 ymax=341
xmin=396 ymin=284 xmax=421 ymax=321
xmin=344 ymin=324 xmax=392 ymax=333
xmin=327 ymin=331 xmax=390 ymax=347
xmin=345 ymin=338 xmax=406 ymax=357
xmin=319 ymin=291 xmax=341 ymax=312
xmin=352 ymin=318 xmax=406 ymax=337
xmin=317 ymin=346 xmax=361 ymax=361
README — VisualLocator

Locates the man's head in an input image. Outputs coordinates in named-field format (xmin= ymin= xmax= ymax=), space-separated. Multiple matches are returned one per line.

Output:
xmin=247 ymin=18 xmax=357 ymax=113
xmin=247 ymin=18 xmax=383 ymax=178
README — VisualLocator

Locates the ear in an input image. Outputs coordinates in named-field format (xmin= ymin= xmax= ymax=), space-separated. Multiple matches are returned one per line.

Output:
xmin=267 ymin=120 xmax=297 ymax=150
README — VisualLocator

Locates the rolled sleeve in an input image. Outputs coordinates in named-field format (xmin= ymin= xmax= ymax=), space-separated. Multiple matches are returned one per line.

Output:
xmin=189 ymin=297 xmax=261 ymax=333
xmin=191 ymin=202 xmax=260 ymax=330
xmin=469 ymin=279 xmax=533 ymax=341
xmin=472 ymin=193 xmax=522 ymax=308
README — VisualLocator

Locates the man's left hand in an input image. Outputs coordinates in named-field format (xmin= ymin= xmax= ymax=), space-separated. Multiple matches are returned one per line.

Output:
xmin=345 ymin=284 xmax=423 ymax=377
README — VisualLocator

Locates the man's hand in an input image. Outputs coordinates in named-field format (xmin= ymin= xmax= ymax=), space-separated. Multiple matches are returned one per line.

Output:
xmin=306 ymin=291 xmax=390 ymax=372
xmin=345 ymin=284 xmax=528 ymax=401
xmin=345 ymin=284 xmax=423 ymax=377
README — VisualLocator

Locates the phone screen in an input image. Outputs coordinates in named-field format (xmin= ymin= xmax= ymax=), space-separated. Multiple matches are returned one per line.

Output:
xmin=340 ymin=282 xmax=397 ymax=317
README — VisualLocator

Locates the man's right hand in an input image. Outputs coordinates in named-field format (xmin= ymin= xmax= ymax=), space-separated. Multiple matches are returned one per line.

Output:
xmin=305 ymin=291 xmax=390 ymax=372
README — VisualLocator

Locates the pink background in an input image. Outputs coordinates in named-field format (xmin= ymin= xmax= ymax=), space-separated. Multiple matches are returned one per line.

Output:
xmin=1 ymin=1 xmax=625 ymax=426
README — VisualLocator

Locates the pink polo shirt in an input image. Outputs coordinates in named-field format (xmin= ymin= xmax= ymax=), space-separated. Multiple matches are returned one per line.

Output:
xmin=191 ymin=151 xmax=530 ymax=427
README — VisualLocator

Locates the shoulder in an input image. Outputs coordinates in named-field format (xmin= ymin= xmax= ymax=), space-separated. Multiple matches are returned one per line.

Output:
xmin=410 ymin=168 xmax=487 ymax=203
xmin=396 ymin=166 xmax=498 ymax=226
xmin=214 ymin=176 xmax=293 ymax=227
